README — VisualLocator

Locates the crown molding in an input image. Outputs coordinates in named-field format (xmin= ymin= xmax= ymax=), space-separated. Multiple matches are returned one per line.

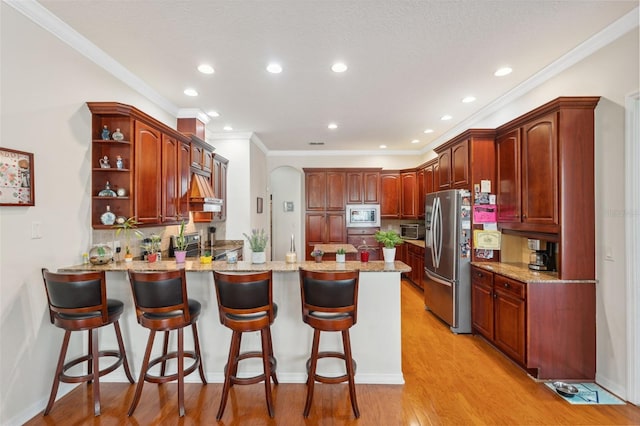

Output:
xmin=267 ymin=149 xmax=422 ymax=157
xmin=176 ymin=108 xmax=211 ymax=124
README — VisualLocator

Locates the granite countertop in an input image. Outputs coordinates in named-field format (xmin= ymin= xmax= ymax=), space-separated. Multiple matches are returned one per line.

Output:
xmin=403 ymin=239 xmax=425 ymax=248
xmin=313 ymin=244 xmax=358 ymax=254
xmin=471 ymin=262 xmax=597 ymax=284
xmin=59 ymin=260 xmax=412 ymax=273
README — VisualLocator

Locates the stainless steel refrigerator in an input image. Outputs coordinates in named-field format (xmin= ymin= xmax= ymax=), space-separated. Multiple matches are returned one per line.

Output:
xmin=424 ymin=189 xmax=472 ymax=333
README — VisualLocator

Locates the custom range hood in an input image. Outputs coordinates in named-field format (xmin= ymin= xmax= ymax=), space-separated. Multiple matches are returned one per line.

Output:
xmin=190 ymin=173 xmax=222 ymax=212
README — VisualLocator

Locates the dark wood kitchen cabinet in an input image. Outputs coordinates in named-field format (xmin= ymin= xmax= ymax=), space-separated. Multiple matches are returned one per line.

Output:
xmin=400 ymin=170 xmax=418 ymax=219
xmin=496 ymin=97 xmax=599 ymax=280
xmin=471 ymin=265 xmax=596 ymax=380
xmin=435 ymin=130 xmax=495 ymax=192
xmin=406 ymin=243 xmax=424 ymax=289
xmin=89 ymin=102 xmax=195 ymax=228
xmin=380 ymin=171 xmax=400 ymax=218
xmin=305 ymin=212 xmax=346 ymax=260
xmin=346 ymin=169 xmax=381 ymax=204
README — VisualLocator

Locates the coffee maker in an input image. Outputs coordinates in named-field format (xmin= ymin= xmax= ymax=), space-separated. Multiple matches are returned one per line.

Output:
xmin=527 ymin=239 xmax=556 ymax=271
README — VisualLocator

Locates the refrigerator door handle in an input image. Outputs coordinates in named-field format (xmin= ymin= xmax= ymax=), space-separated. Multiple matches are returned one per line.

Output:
xmin=425 ymin=269 xmax=453 ymax=287
xmin=435 ymin=196 xmax=443 ymax=268
xmin=429 ymin=196 xmax=438 ymax=268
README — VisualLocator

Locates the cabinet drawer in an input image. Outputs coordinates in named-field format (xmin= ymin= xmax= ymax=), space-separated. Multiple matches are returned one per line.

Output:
xmin=494 ymin=275 xmax=525 ymax=299
xmin=347 ymin=227 xmax=379 ymax=235
xmin=407 ymin=243 xmax=424 ymax=255
xmin=471 ymin=266 xmax=493 ymax=287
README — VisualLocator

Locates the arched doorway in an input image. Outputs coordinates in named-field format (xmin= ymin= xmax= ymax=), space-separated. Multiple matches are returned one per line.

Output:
xmin=269 ymin=166 xmax=303 ymax=261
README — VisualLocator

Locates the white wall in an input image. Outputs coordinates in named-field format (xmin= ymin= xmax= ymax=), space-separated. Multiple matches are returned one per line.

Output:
xmin=0 ymin=2 xmax=637 ymax=424
xmin=270 ymin=166 xmax=303 ymax=261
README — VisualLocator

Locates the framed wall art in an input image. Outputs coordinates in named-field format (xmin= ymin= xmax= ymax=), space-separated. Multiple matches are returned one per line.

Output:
xmin=0 ymin=147 xmax=35 ymax=206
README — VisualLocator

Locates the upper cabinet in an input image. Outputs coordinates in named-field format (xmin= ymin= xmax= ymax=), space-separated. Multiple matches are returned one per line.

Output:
xmin=346 ymin=169 xmax=381 ymax=204
xmin=496 ymin=97 xmax=599 ymax=279
xmin=305 ymin=169 xmax=346 ymax=211
xmin=400 ymin=170 xmax=418 ymax=219
xmin=380 ymin=171 xmax=401 ymax=218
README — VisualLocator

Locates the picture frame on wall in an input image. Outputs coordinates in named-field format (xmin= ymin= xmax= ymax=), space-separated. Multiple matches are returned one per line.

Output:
xmin=0 ymin=147 xmax=35 ymax=206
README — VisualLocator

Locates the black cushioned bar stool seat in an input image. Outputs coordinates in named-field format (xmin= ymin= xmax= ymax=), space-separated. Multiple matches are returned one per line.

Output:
xmin=299 ymin=269 xmax=360 ymax=419
xmin=41 ymin=268 xmax=135 ymax=416
xmin=213 ymin=270 xmax=278 ymax=420
xmin=127 ymin=269 xmax=207 ymax=417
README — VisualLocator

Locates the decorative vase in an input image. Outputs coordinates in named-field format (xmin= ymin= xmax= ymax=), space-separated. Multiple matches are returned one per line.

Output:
xmin=252 ymin=251 xmax=266 ymax=264
xmin=383 ymin=247 xmax=396 ymax=263
xmin=336 ymin=253 xmax=346 ymax=263
xmin=360 ymin=251 xmax=370 ymax=263
xmin=174 ymin=250 xmax=187 ymax=263
xmin=314 ymin=255 xmax=323 ymax=263
xmin=147 ymin=252 xmax=158 ymax=263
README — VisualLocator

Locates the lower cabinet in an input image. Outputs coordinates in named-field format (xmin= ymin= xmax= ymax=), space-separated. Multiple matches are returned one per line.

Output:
xmin=405 ymin=243 xmax=424 ymax=289
xmin=471 ymin=265 xmax=595 ymax=380
xmin=346 ymin=227 xmax=380 ymax=261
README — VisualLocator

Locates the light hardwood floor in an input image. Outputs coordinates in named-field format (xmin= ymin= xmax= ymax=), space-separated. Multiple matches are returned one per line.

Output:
xmin=25 ymin=279 xmax=640 ymax=425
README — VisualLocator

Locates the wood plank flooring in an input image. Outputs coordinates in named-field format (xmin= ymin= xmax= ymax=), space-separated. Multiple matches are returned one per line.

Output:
xmin=25 ymin=279 xmax=640 ymax=425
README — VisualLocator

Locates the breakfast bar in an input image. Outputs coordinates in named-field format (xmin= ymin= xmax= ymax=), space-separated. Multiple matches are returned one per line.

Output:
xmin=59 ymin=260 xmax=410 ymax=385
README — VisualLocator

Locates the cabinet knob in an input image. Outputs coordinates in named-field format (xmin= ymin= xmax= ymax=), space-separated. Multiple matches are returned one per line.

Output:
xmin=504 ymin=283 xmax=510 ymax=288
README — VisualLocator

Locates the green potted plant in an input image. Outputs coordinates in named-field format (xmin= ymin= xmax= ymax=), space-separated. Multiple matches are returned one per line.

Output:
xmin=335 ymin=247 xmax=347 ymax=263
xmin=310 ymin=249 xmax=324 ymax=263
xmin=174 ymin=220 xmax=188 ymax=263
xmin=113 ymin=217 xmax=143 ymax=262
xmin=375 ymin=230 xmax=404 ymax=262
xmin=243 ymin=228 xmax=269 ymax=264
xmin=141 ymin=233 xmax=162 ymax=263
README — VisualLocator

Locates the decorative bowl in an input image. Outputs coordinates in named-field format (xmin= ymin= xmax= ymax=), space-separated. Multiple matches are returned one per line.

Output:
xmin=553 ymin=381 xmax=579 ymax=398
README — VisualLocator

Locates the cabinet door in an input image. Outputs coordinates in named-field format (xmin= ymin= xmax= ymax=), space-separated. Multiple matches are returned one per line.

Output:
xmin=451 ymin=140 xmax=469 ymax=188
xmin=363 ymin=171 xmax=380 ymax=204
xmin=177 ymin=141 xmax=191 ymax=220
xmin=521 ymin=113 xmax=558 ymax=227
xmin=218 ymin=159 xmax=228 ymax=221
xmin=326 ymin=171 xmax=346 ymax=210
xmin=191 ymin=144 xmax=203 ymax=169
xmin=438 ymin=150 xmax=451 ymax=189
xmin=380 ymin=172 xmax=400 ymax=218
xmin=305 ymin=171 xmax=326 ymax=211
xmin=346 ymin=171 xmax=363 ymax=204
xmin=202 ymin=148 xmax=213 ymax=172
xmin=417 ymin=168 xmax=425 ymax=218
xmin=496 ymin=129 xmax=521 ymax=223
xmin=134 ymin=121 xmax=162 ymax=224
xmin=326 ymin=212 xmax=346 ymax=243
xmin=401 ymin=171 xmax=417 ymax=218
xmin=161 ymin=134 xmax=179 ymax=224
xmin=305 ymin=213 xmax=326 ymax=256
xmin=493 ymin=276 xmax=526 ymax=365
xmin=471 ymin=267 xmax=494 ymax=339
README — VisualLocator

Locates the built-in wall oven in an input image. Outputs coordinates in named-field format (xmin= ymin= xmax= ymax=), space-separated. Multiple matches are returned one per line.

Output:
xmin=346 ymin=204 xmax=381 ymax=228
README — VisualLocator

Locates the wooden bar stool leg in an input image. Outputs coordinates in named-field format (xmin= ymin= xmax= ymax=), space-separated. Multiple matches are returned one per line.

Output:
xmin=191 ymin=323 xmax=207 ymax=384
xmin=44 ymin=330 xmax=72 ymax=415
xmin=266 ymin=327 xmax=279 ymax=385
xmin=260 ymin=329 xmax=274 ymax=418
xmin=113 ymin=321 xmax=135 ymax=383
xmin=177 ymin=328 xmax=185 ymax=417
xmin=217 ymin=330 xmax=241 ymax=420
xmin=304 ymin=329 xmax=321 ymax=418
xmin=87 ymin=330 xmax=94 ymax=382
xmin=342 ymin=330 xmax=360 ymax=418
xmin=160 ymin=330 xmax=170 ymax=377
xmin=90 ymin=329 xmax=101 ymax=416
xmin=128 ymin=330 xmax=156 ymax=416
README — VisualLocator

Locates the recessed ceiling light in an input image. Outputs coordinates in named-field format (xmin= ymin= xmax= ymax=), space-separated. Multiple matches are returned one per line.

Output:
xmin=411 ymin=139 xmax=420 ymax=144
xmin=197 ymin=64 xmax=215 ymax=74
xmin=223 ymin=125 xmax=233 ymax=131
xmin=328 ymin=123 xmax=338 ymax=130
xmin=441 ymin=115 xmax=452 ymax=121
xmin=266 ymin=63 xmax=283 ymax=74
xmin=207 ymin=110 xmax=220 ymax=118
xmin=494 ymin=67 xmax=512 ymax=77
xmin=423 ymin=129 xmax=434 ymax=134
xmin=462 ymin=96 xmax=476 ymax=103
xmin=184 ymin=88 xmax=198 ymax=97
xmin=379 ymin=145 xmax=387 ymax=149
xmin=331 ymin=62 xmax=348 ymax=73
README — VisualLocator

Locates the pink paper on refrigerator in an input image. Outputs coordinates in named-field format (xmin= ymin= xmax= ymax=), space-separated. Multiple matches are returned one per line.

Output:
xmin=473 ymin=205 xmax=497 ymax=222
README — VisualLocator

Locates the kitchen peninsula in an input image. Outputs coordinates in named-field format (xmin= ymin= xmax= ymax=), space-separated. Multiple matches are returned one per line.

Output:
xmin=60 ymin=260 xmax=410 ymax=385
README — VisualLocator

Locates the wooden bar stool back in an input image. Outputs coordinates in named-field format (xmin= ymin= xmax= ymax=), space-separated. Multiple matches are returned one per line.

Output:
xmin=127 ymin=269 xmax=207 ymax=417
xmin=298 ymin=269 xmax=360 ymax=418
xmin=41 ymin=268 xmax=135 ymax=416
xmin=213 ymin=270 xmax=278 ymax=420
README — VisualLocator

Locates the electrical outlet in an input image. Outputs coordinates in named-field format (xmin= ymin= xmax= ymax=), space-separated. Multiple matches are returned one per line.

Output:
xmin=31 ymin=221 xmax=42 ymax=239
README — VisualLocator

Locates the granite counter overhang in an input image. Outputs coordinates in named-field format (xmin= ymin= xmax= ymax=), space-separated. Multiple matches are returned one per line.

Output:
xmin=471 ymin=262 xmax=597 ymax=284
xmin=59 ymin=260 xmax=412 ymax=273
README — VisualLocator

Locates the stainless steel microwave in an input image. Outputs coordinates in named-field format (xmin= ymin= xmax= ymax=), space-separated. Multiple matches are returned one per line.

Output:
xmin=346 ymin=204 xmax=381 ymax=227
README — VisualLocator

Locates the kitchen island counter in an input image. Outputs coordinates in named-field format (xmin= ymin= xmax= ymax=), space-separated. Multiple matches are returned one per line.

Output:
xmin=56 ymin=260 xmax=408 ymax=385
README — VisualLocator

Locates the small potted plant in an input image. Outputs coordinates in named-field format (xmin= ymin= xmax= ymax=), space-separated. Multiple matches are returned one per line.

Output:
xmin=243 ymin=228 xmax=269 ymax=264
xmin=142 ymin=233 xmax=162 ymax=263
xmin=335 ymin=247 xmax=347 ymax=263
xmin=357 ymin=240 xmax=371 ymax=262
xmin=200 ymin=250 xmax=212 ymax=264
xmin=113 ymin=217 xmax=143 ymax=262
xmin=174 ymin=220 xmax=188 ymax=263
xmin=310 ymin=249 xmax=324 ymax=263
xmin=375 ymin=230 xmax=404 ymax=262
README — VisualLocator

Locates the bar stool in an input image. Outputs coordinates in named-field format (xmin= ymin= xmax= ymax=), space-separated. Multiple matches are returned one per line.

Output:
xmin=41 ymin=268 xmax=135 ymax=416
xmin=127 ymin=269 xmax=207 ymax=417
xmin=213 ymin=270 xmax=278 ymax=420
xmin=298 ymin=269 xmax=360 ymax=418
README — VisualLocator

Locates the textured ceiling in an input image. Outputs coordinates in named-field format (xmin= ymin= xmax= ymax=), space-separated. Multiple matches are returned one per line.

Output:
xmin=36 ymin=0 xmax=638 ymax=152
